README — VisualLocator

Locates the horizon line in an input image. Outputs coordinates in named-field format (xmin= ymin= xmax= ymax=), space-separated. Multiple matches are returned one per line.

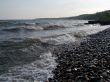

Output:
xmin=0 ymin=9 xmax=109 ymax=20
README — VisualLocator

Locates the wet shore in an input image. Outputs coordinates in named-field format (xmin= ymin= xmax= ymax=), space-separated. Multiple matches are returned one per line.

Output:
xmin=49 ymin=27 xmax=110 ymax=82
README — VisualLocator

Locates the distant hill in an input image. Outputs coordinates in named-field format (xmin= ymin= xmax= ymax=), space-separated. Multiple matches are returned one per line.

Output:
xmin=68 ymin=10 xmax=110 ymax=21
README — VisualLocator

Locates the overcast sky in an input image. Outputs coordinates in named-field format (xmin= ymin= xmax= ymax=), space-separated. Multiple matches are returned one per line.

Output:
xmin=0 ymin=0 xmax=110 ymax=19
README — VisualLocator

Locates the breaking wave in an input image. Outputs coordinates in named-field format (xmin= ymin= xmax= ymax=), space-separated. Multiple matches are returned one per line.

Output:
xmin=0 ymin=38 xmax=57 ymax=82
xmin=0 ymin=52 xmax=57 ymax=82
xmin=0 ymin=19 xmax=110 ymax=82
xmin=2 ymin=26 xmax=43 ymax=32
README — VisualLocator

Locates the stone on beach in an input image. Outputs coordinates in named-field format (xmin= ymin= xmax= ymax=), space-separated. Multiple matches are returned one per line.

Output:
xmin=49 ymin=27 xmax=110 ymax=82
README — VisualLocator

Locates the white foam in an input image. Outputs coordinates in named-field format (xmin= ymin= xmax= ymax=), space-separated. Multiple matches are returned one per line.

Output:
xmin=0 ymin=51 xmax=57 ymax=82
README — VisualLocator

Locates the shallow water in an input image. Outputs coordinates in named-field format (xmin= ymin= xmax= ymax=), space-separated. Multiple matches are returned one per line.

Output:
xmin=0 ymin=52 xmax=57 ymax=82
xmin=0 ymin=19 xmax=109 ymax=82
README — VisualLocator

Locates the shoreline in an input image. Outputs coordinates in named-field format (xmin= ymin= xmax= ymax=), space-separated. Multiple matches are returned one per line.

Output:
xmin=49 ymin=27 xmax=110 ymax=82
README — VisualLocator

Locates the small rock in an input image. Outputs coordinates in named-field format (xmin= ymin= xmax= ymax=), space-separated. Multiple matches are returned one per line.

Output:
xmin=102 ymin=72 xmax=107 ymax=77
xmin=74 ymin=68 xmax=78 ymax=71
xmin=85 ymin=75 xmax=89 ymax=81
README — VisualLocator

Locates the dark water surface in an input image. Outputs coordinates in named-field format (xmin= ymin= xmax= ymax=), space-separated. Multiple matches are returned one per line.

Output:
xmin=0 ymin=19 xmax=109 ymax=82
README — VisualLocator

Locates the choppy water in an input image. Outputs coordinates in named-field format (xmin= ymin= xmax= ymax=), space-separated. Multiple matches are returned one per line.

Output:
xmin=0 ymin=19 xmax=109 ymax=82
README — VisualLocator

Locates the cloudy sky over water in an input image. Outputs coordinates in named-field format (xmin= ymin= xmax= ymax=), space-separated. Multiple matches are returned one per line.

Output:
xmin=0 ymin=0 xmax=110 ymax=19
